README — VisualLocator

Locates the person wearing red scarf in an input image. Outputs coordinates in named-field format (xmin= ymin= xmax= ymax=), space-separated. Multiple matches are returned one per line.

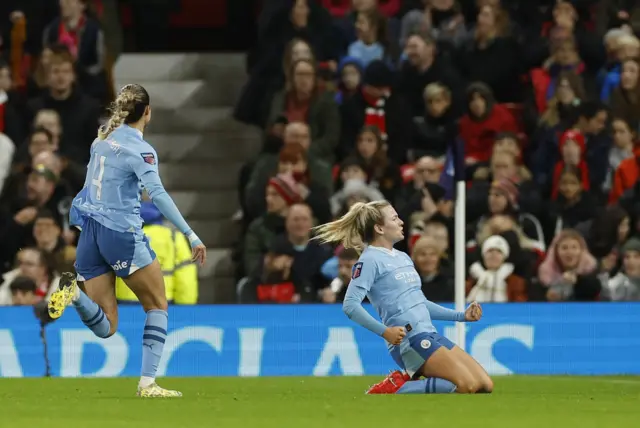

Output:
xmin=42 ymin=0 xmax=107 ymax=101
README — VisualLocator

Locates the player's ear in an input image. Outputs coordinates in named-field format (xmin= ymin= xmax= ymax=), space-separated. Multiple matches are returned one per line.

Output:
xmin=374 ymin=223 xmax=384 ymax=235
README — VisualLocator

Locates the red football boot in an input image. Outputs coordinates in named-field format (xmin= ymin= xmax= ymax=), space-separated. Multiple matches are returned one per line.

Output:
xmin=366 ymin=370 xmax=410 ymax=394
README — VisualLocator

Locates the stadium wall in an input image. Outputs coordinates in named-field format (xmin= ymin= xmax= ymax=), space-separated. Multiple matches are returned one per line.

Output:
xmin=1 ymin=303 xmax=639 ymax=378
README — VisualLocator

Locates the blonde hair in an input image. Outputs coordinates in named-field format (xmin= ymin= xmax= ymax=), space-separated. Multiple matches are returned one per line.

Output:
xmin=98 ymin=84 xmax=149 ymax=140
xmin=313 ymin=201 xmax=390 ymax=251
xmin=423 ymin=83 xmax=450 ymax=101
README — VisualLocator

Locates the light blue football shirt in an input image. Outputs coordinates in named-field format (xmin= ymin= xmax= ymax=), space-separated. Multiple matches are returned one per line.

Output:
xmin=70 ymin=125 xmax=159 ymax=233
xmin=343 ymin=246 xmax=464 ymax=340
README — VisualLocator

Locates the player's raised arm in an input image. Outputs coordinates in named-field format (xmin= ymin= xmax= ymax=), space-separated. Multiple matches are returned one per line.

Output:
xmin=129 ymin=150 xmax=206 ymax=265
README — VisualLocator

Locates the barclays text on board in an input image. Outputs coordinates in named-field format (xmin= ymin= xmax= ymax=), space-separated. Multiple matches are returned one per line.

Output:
xmin=1 ymin=303 xmax=639 ymax=378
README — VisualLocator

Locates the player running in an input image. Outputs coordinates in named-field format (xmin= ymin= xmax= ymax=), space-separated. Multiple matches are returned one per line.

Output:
xmin=47 ymin=84 xmax=206 ymax=398
xmin=314 ymin=201 xmax=493 ymax=394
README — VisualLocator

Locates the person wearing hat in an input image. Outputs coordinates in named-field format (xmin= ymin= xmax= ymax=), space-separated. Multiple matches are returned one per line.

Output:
xmin=602 ymin=237 xmax=640 ymax=301
xmin=243 ymin=173 xmax=302 ymax=278
xmin=339 ymin=59 xmax=413 ymax=163
xmin=466 ymin=235 xmax=527 ymax=302
xmin=0 ymin=158 xmax=62 ymax=275
xmin=469 ymin=176 xmax=546 ymax=255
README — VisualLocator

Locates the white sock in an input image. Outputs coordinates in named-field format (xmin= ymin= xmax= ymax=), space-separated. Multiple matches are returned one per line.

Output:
xmin=139 ymin=376 xmax=155 ymax=388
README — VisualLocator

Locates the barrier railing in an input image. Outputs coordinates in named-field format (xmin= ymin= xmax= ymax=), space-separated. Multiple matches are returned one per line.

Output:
xmin=1 ymin=303 xmax=639 ymax=377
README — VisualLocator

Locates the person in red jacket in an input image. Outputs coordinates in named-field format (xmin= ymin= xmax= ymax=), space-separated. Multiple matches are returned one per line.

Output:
xmin=459 ymin=82 xmax=518 ymax=167
xmin=551 ymin=129 xmax=590 ymax=199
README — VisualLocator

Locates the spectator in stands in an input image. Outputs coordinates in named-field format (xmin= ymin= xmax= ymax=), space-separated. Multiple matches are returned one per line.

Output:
xmin=339 ymin=59 xmax=412 ymax=162
xmin=42 ymin=0 xmax=107 ymax=101
xmin=412 ymin=83 xmax=458 ymax=158
xmin=27 ymin=46 xmax=53 ymax=98
xmin=245 ymin=0 xmax=339 ymax=122
xmin=331 ymin=156 xmax=385 ymax=217
xmin=243 ymin=204 xmax=331 ymax=303
xmin=347 ymin=8 xmax=390 ymax=67
xmin=28 ymin=49 xmax=100 ymax=165
xmin=470 ymin=177 xmax=545 ymax=251
xmin=397 ymin=32 xmax=464 ymax=117
xmin=545 ymin=165 xmax=597 ymax=241
xmin=600 ymin=34 xmax=639 ymax=102
xmin=400 ymin=0 xmax=467 ymax=50
xmin=528 ymin=70 xmax=584 ymax=154
xmin=266 ymin=58 xmax=340 ymax=163
xmin=468 ymin=150 xmax=541 ymax=222
xmin=609 ymin=131 xmax=640 ymax=204
xmin=335 ymin=56 xmax=363 ymax=104
xmin=411 ymin=235 xmax=454 ymax=302
xmin=0 ymin=59 xmax=24 ymax=146
xmin=455 ymin=4 xmax=521 ymax=103
xmin=458 ymin=82 xmax=518 ymax=169
xmin=0 ymin=247 xmax=60 ymax=305
xmin=280 ymin=203 xmax=331 ymax=293
xmin=0 ymin=132 xmax=14 ymax=196
xmin=524 ymin=0 xmax=605 ymax=74
xmin=245 ymin=123 xmax=333 ymax=222
xmin=585 ymin=205 xmax=630 ymax=269
xmin=609 ymin=58 xmax=640 ymax=127
xmin=244 ymin=174 xmax=300 ymax=277
xmin=331 ymin=0 xmax=401 ymax=48
xmin=395 ymin=155 xmax=442 ymax=214
xmin=601 ymin=237 xmax=640 ymax=301
xmin=32 ymin=208 xmax=76 ymax=274
xmin=603 ymin=117 xmax=636 ymax=192
xmin=33 ymin=109 xmax=62 ymax=150
xmin=572 ymin=102 xmax=611 ymax=192
xmin=0 ymin=163 xmax=61 ymax=273
xmin=8 ymin=276 xmax=38 ymax=306
xmin=352 ymin=125 xmax=401 ymax=200
xmin=466 ymin=234 xmax=528 ymax=302
xmin=550 ymin=129 xmax=590 ymax=199
xmin=319 ymin=247 xmax=359 ymax=303
xmin=538 ymin=229 xmax=601 ymax=301
xmin=528 ymin=36 xmax=588 ymax=118
xmin=115 ymin=199 xmax=199 ymax=305
xmin=0 ymin=1 xmax=58 ymax=55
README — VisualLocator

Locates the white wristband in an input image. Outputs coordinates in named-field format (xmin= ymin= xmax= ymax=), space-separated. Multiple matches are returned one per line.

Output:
xmin=186 ymin=231 xmax=200 ymax=245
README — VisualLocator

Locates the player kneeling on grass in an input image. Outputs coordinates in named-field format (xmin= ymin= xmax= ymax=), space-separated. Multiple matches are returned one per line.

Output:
xmin=314 ymin=201 xmax=493 ymax=395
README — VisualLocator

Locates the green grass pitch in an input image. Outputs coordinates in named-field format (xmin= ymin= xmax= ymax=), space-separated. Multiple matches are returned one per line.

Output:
xmin=1 ymin=376 xmax=639 ymax=428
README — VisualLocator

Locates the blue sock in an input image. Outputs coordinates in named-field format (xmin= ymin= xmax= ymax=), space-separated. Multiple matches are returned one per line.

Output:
xmin=141 ymin=310 xmax=168 ymax=380
xmin=73 ymin=290 xmax=111 ymax=338
xmin=396 ymin=378 xmax=457 ymax=394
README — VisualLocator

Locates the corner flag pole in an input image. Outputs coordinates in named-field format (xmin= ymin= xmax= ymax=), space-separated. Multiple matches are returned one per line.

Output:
xmin=452 ymin=139 xmax=466 ymax=350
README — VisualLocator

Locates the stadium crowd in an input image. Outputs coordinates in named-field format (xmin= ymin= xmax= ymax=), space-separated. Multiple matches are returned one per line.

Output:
xmin=1 ymin=0 xmax=640 ymax=307
xmin=233 ymin=0 xmax=640 ymax=304
xmin=0 ymin=0 xmax=198 ymax=307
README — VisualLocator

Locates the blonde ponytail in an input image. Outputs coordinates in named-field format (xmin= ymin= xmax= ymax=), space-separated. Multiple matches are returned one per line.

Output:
xmin=98 ymin=84 xmax=148 ymax=140
xmin=313 ymin=201 xmax=390 ymax=252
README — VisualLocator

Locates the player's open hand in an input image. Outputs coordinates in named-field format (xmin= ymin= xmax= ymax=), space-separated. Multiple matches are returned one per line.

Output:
xmin=465 ymin=301 xmax=482 ymax=322
xmin=383 ymin=326 xmax=406 ymax=345
xmin=191 ymin=243 xmax=207 ymax=267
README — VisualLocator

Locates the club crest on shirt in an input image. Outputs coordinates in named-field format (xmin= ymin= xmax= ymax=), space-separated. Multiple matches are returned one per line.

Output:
xmin=352 ymin=262 xmax=363 ymax=279
xmin=141 ymin=152 xmax=156 ymax=165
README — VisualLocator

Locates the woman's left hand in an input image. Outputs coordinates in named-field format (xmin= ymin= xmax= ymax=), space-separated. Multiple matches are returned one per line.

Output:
xmin=465 ymin=301 xmax=483 ymax=322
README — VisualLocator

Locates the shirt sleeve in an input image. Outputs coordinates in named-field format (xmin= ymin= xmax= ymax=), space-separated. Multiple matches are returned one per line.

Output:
xmin=341 ymin=259 xmax=388 ymax=336
xmin=127 ymin=145 xmax=159 ymax=180
xmin=424 ymin=300 xmax=466 ymax=322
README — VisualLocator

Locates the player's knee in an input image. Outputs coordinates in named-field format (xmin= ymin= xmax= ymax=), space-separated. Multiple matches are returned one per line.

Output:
xmin=480 ymin=378 xmax=494 ymax=393
xmin=454 ymin=378 xmax=480 ymax=394
xmin=146 ymin=297 xmax=168 ymax=312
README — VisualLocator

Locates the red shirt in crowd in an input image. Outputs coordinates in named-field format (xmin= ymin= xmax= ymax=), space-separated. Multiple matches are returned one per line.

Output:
xmin=459 ymin=104 xmax=518 ymax=164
